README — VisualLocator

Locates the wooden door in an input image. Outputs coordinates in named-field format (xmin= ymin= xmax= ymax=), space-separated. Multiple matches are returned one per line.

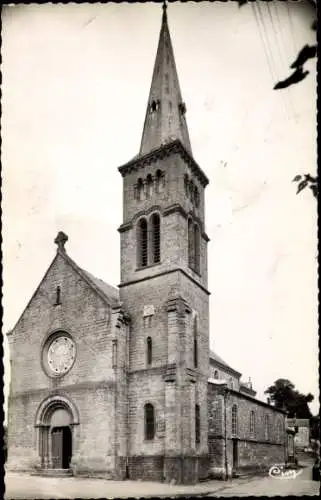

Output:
xmin=51 ymin=427 xmax=63 ymax=468
xmin=232 ymin=439 xmax=238 ymax=469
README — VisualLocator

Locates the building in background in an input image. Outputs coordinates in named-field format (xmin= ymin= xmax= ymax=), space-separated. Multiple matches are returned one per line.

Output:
xmin=6 ymin=3 xmax=286 ymax=484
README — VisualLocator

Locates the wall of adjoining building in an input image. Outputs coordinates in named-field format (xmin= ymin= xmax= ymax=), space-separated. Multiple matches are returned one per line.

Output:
xmin=208 ymin=382 xmax=286 ymax=478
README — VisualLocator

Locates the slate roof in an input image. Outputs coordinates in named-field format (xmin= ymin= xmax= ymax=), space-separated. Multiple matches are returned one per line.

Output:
xmin=80 ymin=268 xmax=120 ymax=306
xmin=209 ymin=349 xmax=242 ymax=376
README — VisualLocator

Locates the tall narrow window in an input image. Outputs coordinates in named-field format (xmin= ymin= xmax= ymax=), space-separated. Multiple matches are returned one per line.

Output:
xmin=214 ymin=370 xmax=219 ymax=379
xmin=136 ymin=178 xmax=144 ymax=201
xmin=250 ymin=411 xmax=255 ymax=437
xmin=232 ymin=404 xmax=238 ymax=437
xmin=276 ymin=420 xmax=282 ymax=443
xmin=193 ymin=316 xmax=198 ymax=368
xmin=264 ymin=415 xmax=269 ymax=440
xmin=194 ymin=187 xmax=200 ymax=207
xmin=184 ymin=174 xmax=189 ymax=196
xmin=151 ymin=213 xmax=161 ymax=264
xmin=54 ymin=286 xmax=61 ymax=306
xmin=155 ymin=170 xmax=164 ymax=193
xmin=194 ymin=223 xmax=200 ymax=274
xmin=138 ymin=218 xmax=148 ymax=267
xmin=146 ymin=174 xmax=153 ymax=199
xmin=195 ymin=404 xmax=200 ymax=444
xmin=144 ymin=403 xmax=155 ymax=440
xmin=146 ymin=337 xmax=152 ymax=366
xmin=188 ymin=218 xmax=194 ymax=268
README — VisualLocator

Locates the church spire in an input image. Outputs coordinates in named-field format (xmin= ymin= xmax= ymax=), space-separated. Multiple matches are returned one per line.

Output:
xmin=139 ymin=2 xmax=192 ymax=156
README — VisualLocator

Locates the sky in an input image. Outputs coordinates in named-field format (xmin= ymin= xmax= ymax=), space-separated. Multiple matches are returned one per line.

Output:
xmin=2 ymin=1 xmax=318 ymax=416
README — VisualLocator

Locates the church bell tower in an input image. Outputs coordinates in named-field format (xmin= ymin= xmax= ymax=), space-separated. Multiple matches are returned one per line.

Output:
xmin=118 ymin=3 xmax=210 ymax=484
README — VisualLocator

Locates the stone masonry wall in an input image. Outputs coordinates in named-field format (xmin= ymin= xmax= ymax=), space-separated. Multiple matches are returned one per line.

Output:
xmin=7 ymin=253 xmax=119 ymax=475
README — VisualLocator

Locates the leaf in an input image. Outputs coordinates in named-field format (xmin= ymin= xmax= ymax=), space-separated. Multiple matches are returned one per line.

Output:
xmin=310 ymin=185 xmax=318 ymax=198
xmin=297 ymin=180 xmax=308 ymax=194
xmin=292 ymin=175 xmax=302 ymax=182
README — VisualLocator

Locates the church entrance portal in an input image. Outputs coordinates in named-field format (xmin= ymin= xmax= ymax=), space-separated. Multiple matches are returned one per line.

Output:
xmin=35 ymin=396 xmax=79 ymax=471
xmin=51 ymin=426 xmax=72 ymax=469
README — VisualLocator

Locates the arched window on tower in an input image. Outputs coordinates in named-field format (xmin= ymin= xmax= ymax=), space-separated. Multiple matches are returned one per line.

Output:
xmin=144 ymin=403 xmax=155 ymax=440
xmin=136 ymin=178 xmax=144 ymax=201
xmin=138 ymin=218 xmax=148 ymax=268
xmin=184 ymin=174 xmax=189 ymax=196
xmin=195 ymin=404 xmax=200 ymax=444
xmin=194 ymin=187 xmax=200 ymax=207
xmin=188 ymin=218 xmax=194 ymax=269
xmin=155 ymin=169 xmax=165 ymax=193
xmin=146 ymin=337 xmax=152 ymax=366
xmin=189 ymin=180 xmax=195 ymax=202
xmin=194 ymin=223 xmax=201 ymax=274
xmin=150 ymin=213 xmax=161 ymax=264
xmin=193 ymin=315 xmax=198 ymax=368
xmin=146 ymin=174 xmax=153 ymax=199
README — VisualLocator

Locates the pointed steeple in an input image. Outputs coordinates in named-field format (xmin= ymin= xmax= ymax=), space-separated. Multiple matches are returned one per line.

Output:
xmin=139 ymin=2 xmax=192 ymax=156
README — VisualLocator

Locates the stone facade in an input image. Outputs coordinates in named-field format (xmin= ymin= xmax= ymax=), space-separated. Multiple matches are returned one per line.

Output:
xmin=6 ymin=3 xmax=287 ymax=485
xmin=208 ymin=382 xmax=286 ymax=478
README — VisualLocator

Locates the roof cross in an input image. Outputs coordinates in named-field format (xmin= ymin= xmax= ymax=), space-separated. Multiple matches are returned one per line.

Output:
xmin=54 ymin=231 xmax=68 ymax=252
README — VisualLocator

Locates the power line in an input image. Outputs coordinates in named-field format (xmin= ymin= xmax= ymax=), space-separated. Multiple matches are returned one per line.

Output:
xmin=250 ymin=1 xmax=276 ymax=82
xmin=286 ymin=1 xmax=297 ymax=53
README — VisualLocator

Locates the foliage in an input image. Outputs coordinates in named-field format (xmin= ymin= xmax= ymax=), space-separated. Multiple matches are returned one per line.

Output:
xmin=264 ymin=378 xmax=314 ymax=418
xmin=292 ymin=174 xmax=318 ymax=198
xmin=237 ymin=0 xmax=317 ymax=198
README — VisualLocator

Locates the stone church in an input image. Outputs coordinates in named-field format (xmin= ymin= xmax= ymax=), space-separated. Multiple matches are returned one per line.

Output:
xmin=7 ymin=4 xmax=287 ymax=484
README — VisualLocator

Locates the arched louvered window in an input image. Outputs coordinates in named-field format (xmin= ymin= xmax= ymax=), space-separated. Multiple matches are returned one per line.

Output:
xmin=144 ymin=403 xmax=155 ymax=440
xmin=195 ymin=404 xmax=200 ymax=444
xmin=146 ymin=174 xmax=153 ymax=199
xmin=193 ymin=315 xmax=198 ymax=368
xmin=232 ymin=405 xmax=238 ymax=436
xmin=138 ymin=218 xmax=148 ymax=267
xmin=146 ymin=337 xmax=152 ymax=366
xmin=194 ymin=223 xmax=200 ymax=274
xmin=188 ymin=218 xmax=194 ymax=268
xmin=136 ymin=178 xmax=144 ymax=201
xmin=151 ymin=213 xmax=161 ymax=264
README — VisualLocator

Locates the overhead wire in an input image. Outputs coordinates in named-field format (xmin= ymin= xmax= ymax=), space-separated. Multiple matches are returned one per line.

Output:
xmin=250 ymin=1 xmax=277 ymax=82
xmin=272 ymin=0 xmax=298 ymax=123
xmin=286 ymin=0 xmax=298 ymax=53
xmin=268 ymin=0 xmax=297 ymax=122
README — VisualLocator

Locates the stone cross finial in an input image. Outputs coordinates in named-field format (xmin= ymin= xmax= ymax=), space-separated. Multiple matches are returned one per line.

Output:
xmin=54 ymin=231 xmax=68 ymax=252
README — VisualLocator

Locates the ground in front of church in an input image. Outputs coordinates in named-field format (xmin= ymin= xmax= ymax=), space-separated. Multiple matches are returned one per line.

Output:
xmin=5 ymin=457 xmax=319 ymax=499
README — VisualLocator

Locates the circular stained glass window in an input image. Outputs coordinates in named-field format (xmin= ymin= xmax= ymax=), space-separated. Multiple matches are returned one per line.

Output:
xmin=44 ymin=334 xmax=76 ymax=377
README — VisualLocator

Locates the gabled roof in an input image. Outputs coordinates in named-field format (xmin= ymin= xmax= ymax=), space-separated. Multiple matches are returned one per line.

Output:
xmin=80 ymin=268 xmax=119 ymax=305
xmin=8 ymin=236 xmax=120 ymax=335
xmin=209 ymin=349 xmax=242 ymax=377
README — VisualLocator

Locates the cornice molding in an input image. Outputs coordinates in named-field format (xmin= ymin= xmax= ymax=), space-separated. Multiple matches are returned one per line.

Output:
xmin=118 ymin=139 xmax=209 ymax=188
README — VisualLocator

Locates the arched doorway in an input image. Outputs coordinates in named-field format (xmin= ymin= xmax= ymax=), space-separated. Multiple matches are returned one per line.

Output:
xmin=35 ymin=395 xmax=79 ymax=470
xmin=50 ymin=408 xmax=72 ymax=469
